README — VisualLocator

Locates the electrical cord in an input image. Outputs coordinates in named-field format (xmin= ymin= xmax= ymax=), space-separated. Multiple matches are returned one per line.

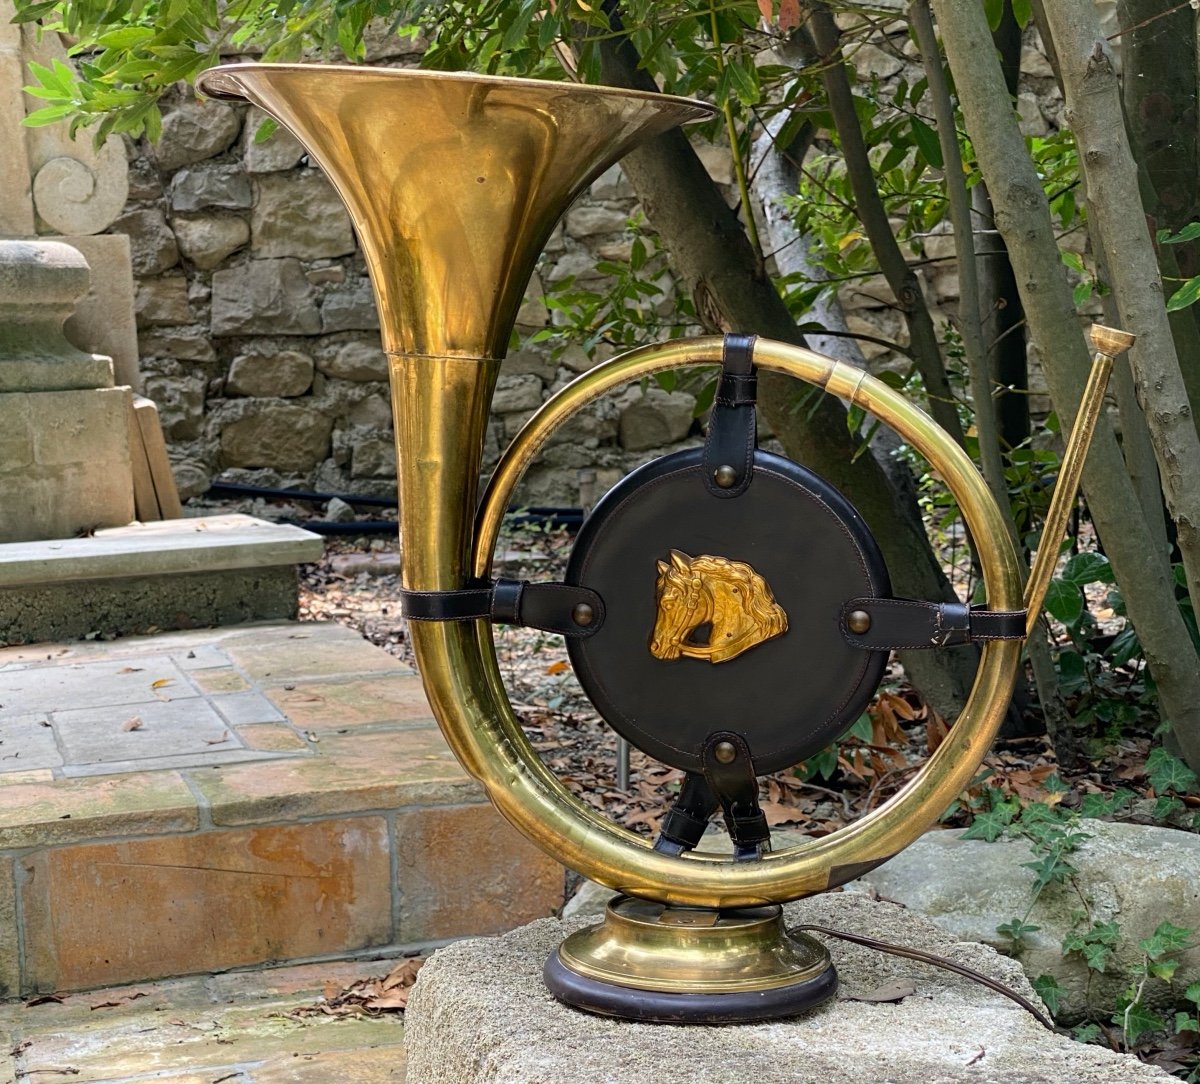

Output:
xmin=791 ymin=923 xmax=1055 ymax=1030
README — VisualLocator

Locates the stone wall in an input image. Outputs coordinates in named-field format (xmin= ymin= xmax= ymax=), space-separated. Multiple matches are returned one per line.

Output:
xmin=107 ymin=27 xmax=1070 ymax=509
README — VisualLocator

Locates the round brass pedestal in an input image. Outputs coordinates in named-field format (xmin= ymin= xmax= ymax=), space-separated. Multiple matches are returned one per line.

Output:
xmin=545 ymin=896 xmax=837 ymax=1023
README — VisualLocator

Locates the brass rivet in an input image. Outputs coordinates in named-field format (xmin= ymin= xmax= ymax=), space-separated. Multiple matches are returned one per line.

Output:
xmin=713 ymin=464 xmax=738 ymax=489
xmin=572 ymin=603 xmax=595 ymax=627
xmin=847 ymin=609 xmax=872 ymax=634
xmin=713 ymin=740 xmax=737 ymax=764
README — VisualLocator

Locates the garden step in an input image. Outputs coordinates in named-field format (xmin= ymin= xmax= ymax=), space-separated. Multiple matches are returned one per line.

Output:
xmin=0 ymin=621 xmax=563 ymax=997
xmin=0 ymin=514 xmax=324 ymax=643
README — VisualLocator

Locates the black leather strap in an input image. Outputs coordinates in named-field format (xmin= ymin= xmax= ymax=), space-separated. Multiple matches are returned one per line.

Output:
xmin=701 ymin=730 xmax=770 ymax=860
xmin=654 ymin=772 xmax=719 ymax=856
xmin=702 ymin=333 xmax=758 ymax=499
xmin=840 ymin=597 xmax=1026 ymax=650
xmin=400 ymin=579 xmax=604 ymax=638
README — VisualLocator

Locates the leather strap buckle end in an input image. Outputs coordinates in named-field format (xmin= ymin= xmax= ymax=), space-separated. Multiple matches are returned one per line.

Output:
xmin=399 ymin=579 xmax=604 ymax=638
xmin=841 ymin=597 xmax=1026 ymax=651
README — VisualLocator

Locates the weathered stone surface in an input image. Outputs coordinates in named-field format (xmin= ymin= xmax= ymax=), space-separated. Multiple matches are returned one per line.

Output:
xmin=251 ymin=171 xmax=355 ymax=259
xmin=856 ymin=823 xmax=1200 ymax=1021
xmin=243 ymin=107 xmax=306 ymax=173
xmin=110 ymin=208 xmax=179 ymax=275
xmin=618 ymin=385 xmax=696 ymax=451
xmin=405 ymin=894 xmax=1172 ymax=1084
xmin=319 ymin=340 xmax=388 ymax=382
xmin=152 ymin=101 xmax=242 ymax=171
xmin=350 ymin=437 xmax=395 ymax=478
xmin=169 ymin=164 xmax=252 ymax=213
xmin=305 ymin=264 xmax=345 ymax=285
xmin=0 ymin=240 xmax=112 ymax=392
xmin=502 ymin=345 xmax=558 ymax=382
xmin=346 ymin=392 xmax=391 ymax=427
xmin=31 ymin=140 xmax=129 ymax=237
xmin=138 ymin=327 xmax=216 ymax=363
xmin=135 ymin=276 xmax=191 ymax=328
xmin=590 ymin=163 xmax=634 ymax=201
xmin=60 ymin=234 xmax=140 ymax=389
xmin=321 ymin=282 xmax=380 ymax=332
xmin=211 ymin=258 xmax=321 ymax=336
xmin=0 ymin=385 xmax=134 ymax=542
xmin=515 ymin=272 xmax=549 ymax=328
xmin=491 ymin=373 xmax=543 ymax=413
xmin=227 ymin=350 xmax=313 ymax=398
xmin=172 ymin=212 xmax=250 ymax=270
xmin=142 ymin=373 xmax=205 ymax=440
xmin=220 ymin=402 xmax=333 ymax=470
xmin=564 ymin=203 xmax=630 ymax=238
xmin=20 ymin=817 xmax=391 ymax=991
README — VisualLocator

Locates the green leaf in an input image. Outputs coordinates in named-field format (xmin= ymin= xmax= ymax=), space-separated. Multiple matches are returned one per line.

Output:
xmin=1012 ymin=0 xmax=1033 ymax=28
xmin=1167 ymin=276 xmax=1200 ymax=312
xmin=22 ymin=103 xmax=77 ymax=126
xmin=962 ymin=808 xmax=1012 ymax=842
xmin=1032 ymin=973 xmax=1066 ymax=1017
xmin=1120 ymin=999 xmax=1166 ymax=1046
xmin=94 ymin=26 xmax=155 ymax=48
xmin=984 ymin=0 xmax=1004 ymax=32
xmin=1062 ymin=552 xmax=1114 ymax=586
xmin=997 ymin=917 xmax=1041 ymax=942
xmin=909 ymin=117 xmax=943 ymax=169
xmin=1162 ymin=222 xmax=1200 ymax=245
xmin=1147 ymin=747 xmax=1199 ymax=795
xmin=1186 ymin=981 xmax=1200 ymax=1007
xmin=1043 ymin=578 xmax=1084 ymax=626
xmin=1021 ymin=852 xmax=1075 ymax=893
xmin=1175 ymin=1011 xmax=1198 ymax=1033
xmin=1139 ymin=920 xmax=1194 ymax=960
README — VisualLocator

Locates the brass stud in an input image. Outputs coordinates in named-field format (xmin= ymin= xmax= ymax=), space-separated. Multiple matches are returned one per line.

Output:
xmin=572 ymin=602 xmax=595 ymax=627
xmin=846 ymin=609 xmax=872 ymax=635
xmin=713 ymin=740 xmax=737 ymax=764
xmin=713 ymin=464 xmax=738 ymax=489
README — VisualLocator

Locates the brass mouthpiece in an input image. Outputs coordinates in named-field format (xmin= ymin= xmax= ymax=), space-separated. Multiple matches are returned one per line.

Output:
xmin=1024 ymin=323 xmax=1134 ymax=634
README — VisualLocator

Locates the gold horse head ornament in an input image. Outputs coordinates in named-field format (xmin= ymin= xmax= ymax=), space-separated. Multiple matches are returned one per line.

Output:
xmin=649 ymin=550 xmax=788 ymax=664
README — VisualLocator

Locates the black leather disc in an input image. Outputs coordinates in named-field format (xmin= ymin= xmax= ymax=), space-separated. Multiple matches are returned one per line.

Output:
xmin=565 ymin=448 xmax=889 ymax=774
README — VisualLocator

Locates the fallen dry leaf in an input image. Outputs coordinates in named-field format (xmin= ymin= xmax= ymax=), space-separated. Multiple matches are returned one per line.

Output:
xmin=122 ymin=716 xmax=143 ymax=732
xmin=844 ymin=980 xmax=916 ymax=1003
xmin=117 ymin=666 xmax=143 ymax=674
xmin=203 ymin=731 xmax=231 ymax=745
xmin=294 ymin=957 xmax=425 ymax=1017
xmin=150 ymin=678 xmax=173 ymax=689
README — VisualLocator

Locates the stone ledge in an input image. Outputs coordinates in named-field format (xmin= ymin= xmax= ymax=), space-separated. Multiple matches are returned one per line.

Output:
xmin=0 ymin=513 xmax=323 ymax=587
xmin=404 ymin=893 xmax=1173 ymax=1084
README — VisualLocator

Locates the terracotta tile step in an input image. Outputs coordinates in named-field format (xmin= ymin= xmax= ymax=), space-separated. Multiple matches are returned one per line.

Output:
xmin=0 ymin=622 xmax=564 ymax=997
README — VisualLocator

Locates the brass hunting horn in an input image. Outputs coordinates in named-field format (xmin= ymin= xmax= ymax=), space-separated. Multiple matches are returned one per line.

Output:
xmin=198 ymin=63 xmax=1122 ymax=1024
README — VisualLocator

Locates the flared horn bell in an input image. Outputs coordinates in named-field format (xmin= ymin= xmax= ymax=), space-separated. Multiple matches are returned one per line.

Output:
xmin=197 ymin=64 xmax=711 ymax=361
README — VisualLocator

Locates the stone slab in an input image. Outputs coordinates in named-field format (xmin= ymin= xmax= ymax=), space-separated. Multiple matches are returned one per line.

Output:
xmin=11 ymin=983 xmax=405 ymax=1083
xmin=0 ymin=769 xmax=198 ymax=849
xmin=0 ymin=565 xmax=302 ymax=644
xmin=0 ymin=711 xmax=63 ymax=771
xmin=61 ymin=233 xmax=140 ymax=390
xmin=403 ymin=893 xmax=1173 ymax=1084
xmin=0 ymin=513 xmax=322 ymax=587
xmin=20 ymin=815 xmax=393 ymax=991
xmin=0 ymin=386 xmax=134 ymax=543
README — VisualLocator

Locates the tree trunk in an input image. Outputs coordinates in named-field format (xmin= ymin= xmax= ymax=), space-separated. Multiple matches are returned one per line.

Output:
xmin=806 ymin=8 xmax=965 ymax=450
xmin=1040 ymin=4 xmax=1200 ymax=632
xmin=931 ymin=0 xmax=1200 ymax=773
xmin=593 ymin=8 xmax=978 ymax=718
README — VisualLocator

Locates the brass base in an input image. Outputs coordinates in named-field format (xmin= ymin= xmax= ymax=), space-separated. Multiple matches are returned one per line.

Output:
xmin=544 ymin=896 xmax=837 ymax=1023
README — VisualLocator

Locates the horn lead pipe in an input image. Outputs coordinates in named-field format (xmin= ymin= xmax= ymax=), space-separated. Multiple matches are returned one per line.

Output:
xmin=1024 ymin=323 xmax=1135 ymax=635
